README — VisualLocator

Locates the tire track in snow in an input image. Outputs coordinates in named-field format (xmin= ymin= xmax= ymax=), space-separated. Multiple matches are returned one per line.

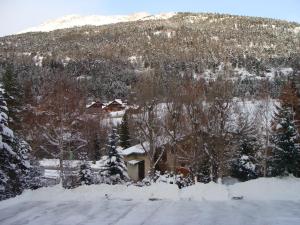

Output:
xmin=139 ymin=201 xmax=166 ymax=225
xmin=107 ymin=202 xmax=140 ymax=225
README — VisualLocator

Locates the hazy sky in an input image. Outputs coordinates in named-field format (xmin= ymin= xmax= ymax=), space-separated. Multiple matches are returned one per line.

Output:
xmin=1 ymin=0 xmax=300 ymax=37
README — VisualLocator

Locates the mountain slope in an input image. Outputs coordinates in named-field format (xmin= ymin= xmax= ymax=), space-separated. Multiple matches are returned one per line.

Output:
xmin=0 ymin=12 xmax=299 ymax=99
xmin=2 ymin=12 xmax=299 ymax=63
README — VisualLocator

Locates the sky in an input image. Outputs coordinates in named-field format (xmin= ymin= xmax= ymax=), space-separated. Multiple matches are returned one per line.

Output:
xmin=0 ymin=0 xmax=300 ymax=37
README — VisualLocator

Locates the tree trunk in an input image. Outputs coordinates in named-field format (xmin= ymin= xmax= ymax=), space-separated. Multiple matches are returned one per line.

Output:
xmin=59 ymin=153 xmax=64 ymax=187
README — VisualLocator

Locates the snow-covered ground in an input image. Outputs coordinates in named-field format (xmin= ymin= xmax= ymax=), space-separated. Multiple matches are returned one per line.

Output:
xmin=39 ymin=159 xmax=105 ymax=171
xmin=0 ymin=177 xmax=300 ymax=225
xmin=40 ymin=159 xmax=106 ymax=185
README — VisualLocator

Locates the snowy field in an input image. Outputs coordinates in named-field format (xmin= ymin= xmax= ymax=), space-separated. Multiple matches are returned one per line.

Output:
xmin=1 ymin=177 xmax=300 ymax=225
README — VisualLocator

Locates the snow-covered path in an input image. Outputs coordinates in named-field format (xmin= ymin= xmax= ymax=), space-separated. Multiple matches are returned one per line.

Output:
xmin=1 ymin=199 xmax=300 ymax=225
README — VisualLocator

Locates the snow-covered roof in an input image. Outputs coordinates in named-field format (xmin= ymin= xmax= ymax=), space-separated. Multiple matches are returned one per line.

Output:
xmin=121 ymin=135 xmax=172 ymax=156
xmin=114 ymin=99 xmax=123 ymax=105
xmin=87 ymin=99 xmax=127 ymax=111
xmin=86 ymin=101 xmax=96 ymax=108
xmin=86 ymin=101 xmax=104 ymax=109
xmin=106 ymin=99 xmax=125 ymax=107
xmin=121 ymin=144 xmax=147 ymax=156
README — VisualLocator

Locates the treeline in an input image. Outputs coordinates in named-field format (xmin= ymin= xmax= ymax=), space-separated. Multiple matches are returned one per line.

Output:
xmin=0 ymin=57 xmax=300 ymax=198
xmin=1 ymin=59 xmax=300 ymax=181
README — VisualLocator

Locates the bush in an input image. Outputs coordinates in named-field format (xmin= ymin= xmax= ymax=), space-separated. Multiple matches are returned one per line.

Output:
xmin=141 ymin=171 xmax=194 ymax=189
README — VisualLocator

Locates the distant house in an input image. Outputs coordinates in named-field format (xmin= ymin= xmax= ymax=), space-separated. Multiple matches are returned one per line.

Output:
xmin=85 ymin=101 xmax=104 ymax=114
xmin=103 ymin=99 xmax=126 ymax=112
xmin=85 ymin=99 xmax=127 ymax=114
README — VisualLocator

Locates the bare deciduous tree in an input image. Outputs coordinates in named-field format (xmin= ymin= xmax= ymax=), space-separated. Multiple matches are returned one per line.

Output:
xmin=130 ymin=71 xmax=167 ymax=176
xmin=31 ymin=73 xmax=88 ymax=185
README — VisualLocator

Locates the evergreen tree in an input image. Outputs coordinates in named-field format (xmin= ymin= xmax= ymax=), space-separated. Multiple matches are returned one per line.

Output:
xmin=79 ymin=162 xmax=94 ymax=185
xmin=13 ymin=137 xmax=43 ymax=190
xmin=0 ymin=85 xmax=41 ymax=201
xmin=270 ymin=105 xmax=300 ymax=177
xmin=26 ymin=158 xmax=43 ymax=190
xmin=0 ymin=84 xmax=20 ymax=200
xmin=100 ymin=129 xmax=129 ymax=184
xmin=231 ymin=115 xmax=260 ymax=181
xmin=118 ymin=113 xmax=131 ymax=149
xmin=1 ymin=65 xmax=23 ymax=131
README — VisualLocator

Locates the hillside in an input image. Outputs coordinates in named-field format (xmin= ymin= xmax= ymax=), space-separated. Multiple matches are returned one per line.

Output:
xmin=1 ymin=13 xmax=299 ymax=71
xmin=0 ymin=13 xmax=299 ymax=99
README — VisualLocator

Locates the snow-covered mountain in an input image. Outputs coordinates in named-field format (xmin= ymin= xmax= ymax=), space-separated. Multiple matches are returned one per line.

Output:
xmin=2 ymin=12 xmax=299 ymax=100
xmin=19 ymin=12 xmax=177 ymax=33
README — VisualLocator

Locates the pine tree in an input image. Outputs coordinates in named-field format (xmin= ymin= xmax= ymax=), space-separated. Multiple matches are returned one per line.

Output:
xmin=26 ymin=158 xmax=43 ymax=190
xmin=79 ymin=162 xmax=94 ymax=185
xmin=118 ymin=113 xmax=131 ymax=149
xmin=0 ymin=85 xmax=41 ymax=200
xmin=231 ymin=115 xmax=260 ymax=181
xmin=100 ymin=129 xmax=129 ymax=184
xmin=1 ymin=65 xmax=23 ymax=131
xmin=270 ymin=105 xmax=300 ymax=177
xmin=0 ymin=84 xmax=20 ymax=200
xmin=13 ymin=137 xmax=43 ymax=190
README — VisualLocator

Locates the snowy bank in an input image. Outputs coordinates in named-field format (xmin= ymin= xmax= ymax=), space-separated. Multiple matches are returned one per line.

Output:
xmin=1 ymin=177 xmax=300 ymax=205
xmin=230 ymin=176 xmax=300 ymax=201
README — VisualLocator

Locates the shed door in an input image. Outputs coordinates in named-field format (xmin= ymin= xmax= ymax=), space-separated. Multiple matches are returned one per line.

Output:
xmin=138 ymin=160 xmax=145 ymax=180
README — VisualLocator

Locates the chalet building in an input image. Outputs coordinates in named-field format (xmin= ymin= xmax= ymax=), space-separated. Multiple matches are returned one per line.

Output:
xmin=85 ymin=99 xmax=126 ymax=114
xmin=103 ymin=99 xmax=126 ymax=112
xmin=121 ymin=145 xmax=149 ymax=181
xmin=85 ymin=101 xmax=104 ymax=114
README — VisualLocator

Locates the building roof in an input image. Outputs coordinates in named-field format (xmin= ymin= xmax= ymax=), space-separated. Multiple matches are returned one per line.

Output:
xmin=86 ymin=101 xmax=103 ymax=109
xmin=106 ymin=99 xmax=124 ymax=106
xmin=121 ymin=135 xmax=171 ymax=156
xmin=121 ymin=143 xmax=147 ymax=156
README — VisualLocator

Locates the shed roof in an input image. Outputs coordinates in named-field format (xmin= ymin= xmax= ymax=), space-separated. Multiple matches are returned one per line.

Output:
xmin=121 ymin=143 xmax=147 ymax=156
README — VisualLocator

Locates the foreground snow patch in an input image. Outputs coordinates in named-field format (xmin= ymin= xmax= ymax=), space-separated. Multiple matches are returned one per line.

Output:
xmin=1 ymin=177 xmax=300 ymax=204
xmin=1 ymin=177 xmax=300 ymax=225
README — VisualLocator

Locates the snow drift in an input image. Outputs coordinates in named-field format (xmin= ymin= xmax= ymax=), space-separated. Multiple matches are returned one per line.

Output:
xmin=1 ymin=176 xmax=300 ymax=204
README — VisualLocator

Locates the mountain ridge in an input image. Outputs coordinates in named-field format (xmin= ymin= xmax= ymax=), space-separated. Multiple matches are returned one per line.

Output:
xmin=18 ymin=12 xmax=177 ymax=34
